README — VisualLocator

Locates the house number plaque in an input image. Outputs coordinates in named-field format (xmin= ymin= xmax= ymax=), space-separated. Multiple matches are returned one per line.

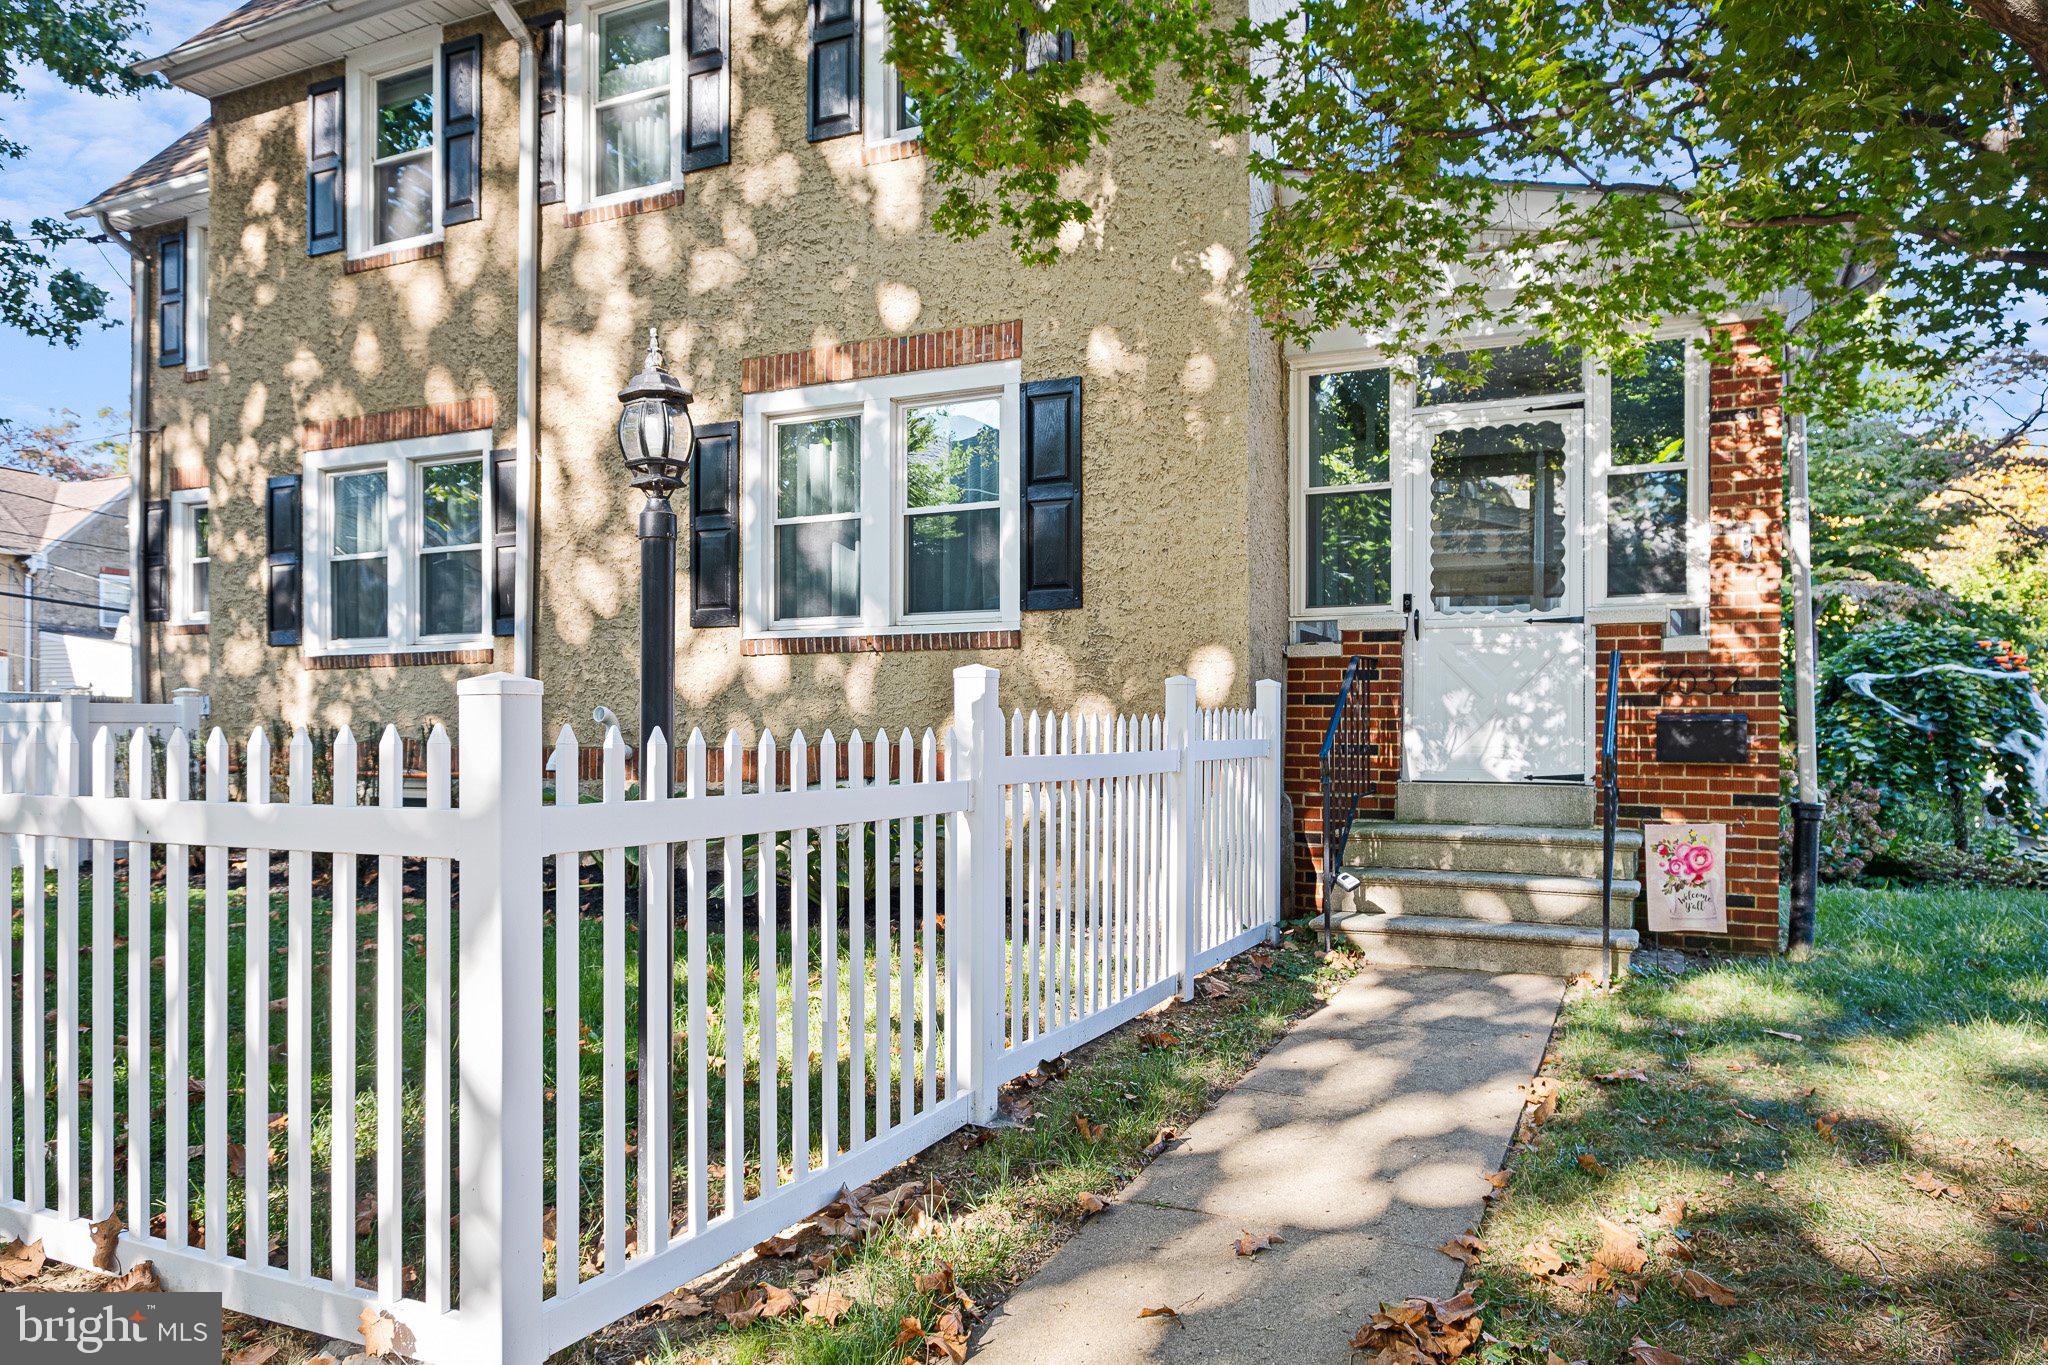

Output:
xmin=1645 ymin=822 xmax=1728 ymax=934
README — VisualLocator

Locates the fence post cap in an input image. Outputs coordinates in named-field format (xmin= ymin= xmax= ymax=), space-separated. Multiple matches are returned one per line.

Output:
xmin=457 ymin=672 xmax=544 ymax=698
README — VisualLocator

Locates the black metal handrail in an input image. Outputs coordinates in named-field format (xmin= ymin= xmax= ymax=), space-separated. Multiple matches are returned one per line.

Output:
xmin=1318 ymin=655 xmax=1378 ymax=950
xmin=1597 ymin=646 xmax=1621 ymax=985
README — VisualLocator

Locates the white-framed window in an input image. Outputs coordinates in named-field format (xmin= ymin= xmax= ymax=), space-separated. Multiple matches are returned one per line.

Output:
xmin=1291 ymin=364 xmax=1396 ymax=613
xmin=863 ymin=5 xmax=922 ymax=147
xmin=97 ymin=572 xmax=131 ymax=630
xmin=741 ymin=360 xmax=1022 ymax=638
xmin=303 ymin=431 xmax=493 ymax=655
xmin=184 ymin=216 xmax=210 ymax=369
xmin=346 ymin=35 xmax=444 ymax=256
xmin=1590 ymin=332 xmax=1708 ymax=608
xmin=170 ymin=488 xmax=210 ymax=625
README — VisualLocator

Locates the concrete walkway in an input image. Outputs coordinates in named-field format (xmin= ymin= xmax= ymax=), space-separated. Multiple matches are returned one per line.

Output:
xmin=970 ymin=966 xmax=1564 ymax=1363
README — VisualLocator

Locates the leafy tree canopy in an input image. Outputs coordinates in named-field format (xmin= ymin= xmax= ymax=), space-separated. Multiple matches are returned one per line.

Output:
xmin=0 ymin=407 xmax=127 ymax=479
xmin=887 ymin=0 xmax=2047 ymax=410
xmin=1 ymin=1 xmax=156 ymax=345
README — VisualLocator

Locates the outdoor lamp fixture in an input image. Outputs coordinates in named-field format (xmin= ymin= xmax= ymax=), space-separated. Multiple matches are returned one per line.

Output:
xmin=616 ymin=326 xmax=695 ymax=771
xmin=617 ymin=327 xmax=693 ymax=1128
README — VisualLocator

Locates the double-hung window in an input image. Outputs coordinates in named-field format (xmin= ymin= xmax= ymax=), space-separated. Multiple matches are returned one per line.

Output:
xmin=569 ymin=0 xmax=728 ymax=205
xmin=743 ymin=361 xmax=1021 ymax=637
xmin=1596 ymin=336 xmax=1705 ymax=605
xmin=1296 ymin=365 xmax=1394 ymax=612
xmin=305 ymin=433 xmax=492 ymax=654
xmin=593 ymin=0 xmax=672 ymax=197
xmin=347 ymin=38 xmax=443 ymax=254
xmin=863 ymin=6 xmax=922 ymax=146
xmin=170 ymin=489 xmax=210 ymax=625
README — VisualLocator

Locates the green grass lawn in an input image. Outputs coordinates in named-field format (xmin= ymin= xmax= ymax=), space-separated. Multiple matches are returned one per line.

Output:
xmin=1470 ymin=885 xmax=2048 ymax=1363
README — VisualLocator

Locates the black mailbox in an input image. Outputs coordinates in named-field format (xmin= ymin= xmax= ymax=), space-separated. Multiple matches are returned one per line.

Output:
xmin=1655 ymin=712 xmax=1750 ymax=764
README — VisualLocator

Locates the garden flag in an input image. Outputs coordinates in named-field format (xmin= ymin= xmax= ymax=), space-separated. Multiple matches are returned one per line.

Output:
xmin=1646 ymin=822 xmax=1728 ymax=933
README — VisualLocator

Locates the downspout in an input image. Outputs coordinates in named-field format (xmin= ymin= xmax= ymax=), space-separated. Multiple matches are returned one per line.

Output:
xmin=1785 ymin=407 xmax=1823 ymax=957
xmin=23 ymin=557 xmax=40 ymax=692
xmin=489 ymin=0 xmax=542 ymax=682
xmin=98 ymin=213 xmax=150 ymax=702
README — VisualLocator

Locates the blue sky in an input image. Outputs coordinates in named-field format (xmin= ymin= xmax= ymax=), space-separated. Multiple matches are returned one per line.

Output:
xmin=0 ymin=2 xmax=233 ymax=435
xmin=1 ymin=3 xmax=2040 ymax=441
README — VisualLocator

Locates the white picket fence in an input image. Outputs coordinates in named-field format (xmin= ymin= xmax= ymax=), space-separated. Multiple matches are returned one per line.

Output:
xmin=0 ymin=667 xmax=1281 ymax=1363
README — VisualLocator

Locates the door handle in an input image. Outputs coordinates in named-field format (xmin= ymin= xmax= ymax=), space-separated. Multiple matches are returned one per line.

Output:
xmin=1411 ymin=608 xmax=1422 ymax=640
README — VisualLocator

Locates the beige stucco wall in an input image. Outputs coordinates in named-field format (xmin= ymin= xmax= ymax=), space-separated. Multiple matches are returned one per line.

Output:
xmin=142 ymin=1 xmax=1265 ymax=744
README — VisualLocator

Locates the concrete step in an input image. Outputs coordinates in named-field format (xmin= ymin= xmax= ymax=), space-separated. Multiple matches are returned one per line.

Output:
xmin=1395 ymin=781 xmax=1596 ymax=827
xmin=1339 ymin=866 xmax=1640 ymax=927
xmin=1317 ymin=910 xmax=1637 ymax=979
xmin=1348 ymin=821 xmax=1641 ymax=879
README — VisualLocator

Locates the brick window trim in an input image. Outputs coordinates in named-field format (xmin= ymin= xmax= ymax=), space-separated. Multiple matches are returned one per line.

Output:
xmin=742 ymin=321 xmax=1024 ymax=395
xmin=860 ymin=138 xmax=926 ymax=167
xmin=169 ymin=463 xmax=209 ymax=492
xmin=169 ymin=623 xmax=208 ymax=637
xmin=303 ymin=398 xmax=496 ymax=452
xmin=306 ymin=648 xmax=497 ymax=671
xmin=343 ymin=241 xmax=445 ymax=275
xmin=182 ymin=368 xmax=210 ymax=384
xmin=741 ymin=629 xmax=1022 ymax=657
xmin=563 ymin=188 xmax=686 ymax=228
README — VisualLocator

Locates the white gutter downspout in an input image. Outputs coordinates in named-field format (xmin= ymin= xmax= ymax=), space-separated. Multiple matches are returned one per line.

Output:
xmin=1785 ymin=407 xmax=1823 ymax=956
xmin=97 ymin=213 xmax=150 ymax=703
xmin=23 ymin=557 xmax=41 ymax=692
xmin=489 ymin=0 xmax=541 ymax=682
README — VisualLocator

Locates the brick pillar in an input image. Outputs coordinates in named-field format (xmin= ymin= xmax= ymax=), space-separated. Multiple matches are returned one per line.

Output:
xmin=1283 ymin=631 xmax=1403 ymax=916
xmin=1595 ymin=322 xmax=1786 ymax=953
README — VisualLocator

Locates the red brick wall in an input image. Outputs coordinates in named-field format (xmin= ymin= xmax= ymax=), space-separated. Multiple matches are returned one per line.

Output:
xmin=1284 ymin=632 xmax=1403 ymax=915
xmin=1280 ymin=324 xmax=1785 ymax=951
xmin=1597 ymin=324 xmax=1785 ymax=953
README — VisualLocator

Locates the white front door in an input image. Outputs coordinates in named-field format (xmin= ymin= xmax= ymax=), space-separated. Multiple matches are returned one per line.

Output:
xmin=1404 ymin=409 xmax=1590 ymax=783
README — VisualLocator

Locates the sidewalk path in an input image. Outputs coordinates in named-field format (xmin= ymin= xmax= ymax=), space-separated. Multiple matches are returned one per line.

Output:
xmin=970 ymin=967 xmax=1564 ymax=1363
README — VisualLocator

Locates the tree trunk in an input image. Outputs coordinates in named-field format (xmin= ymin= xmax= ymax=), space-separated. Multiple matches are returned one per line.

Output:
xmin=1945 ymin=769 xmax=1973 ymax=853
xmin=1970 ymin=0 xmax=2048 ymax=86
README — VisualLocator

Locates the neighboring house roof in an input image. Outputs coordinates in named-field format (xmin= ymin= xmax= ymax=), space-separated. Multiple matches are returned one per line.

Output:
xmin=69 ymin=121 xmax=210 ymax=230
xmin=0 ymin=471 xmax=129 ymax=560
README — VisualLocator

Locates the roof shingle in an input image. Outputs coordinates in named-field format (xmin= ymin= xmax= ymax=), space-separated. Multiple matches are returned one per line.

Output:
xmin=79 ymin=120 xmax=210 ymax=215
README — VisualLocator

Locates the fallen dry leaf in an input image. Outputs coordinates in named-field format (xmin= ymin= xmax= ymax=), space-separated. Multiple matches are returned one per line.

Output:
xmin=1436 ymin=1232 xmax=1485 ymax=1265
xmin=1669 ymin=1266 xmax=1739 ymax=1306
xmin=1519 ymin=1076 xmax=1560 ymax=1125
xmin=1197 ymin=976 xmax=1233 ymax=1000
xmin=1592 ymin=1216 xmax=1647 ymax=1276
xmin=1906 ymin=1171 xmax=1962 ymax=1200
xmin=1763 ymin=1028 xmax=1805 ymax=1042
xmin=1137 ymin=1030 xmax=1179 ymax=1050
xmin=1520 ymin=1239 xmax=1567 ymax=1278
xmin=1232 ymin=1229 xmax=1283 ymax=1257
xmin=102 ymin=1261 xmax=163 ymax=1292
xmin=718 ymin=1286 xmax=768 ymax=1328
xmin=358 ymin=1306 xmax=399 ymax=1358
xmin=803 ymin=1287 xmax=854 ymax=1324
xmin=893 ymin=1315 xmax=926 ymax=1349
xmin=925 ymin=1306 xmax=970 ymax=1362
xmin=1577 ymin=1153 xmax=1610 ymax=1178
xmin=1143 ymin=1127 xmax=1177 ymax=1158
xmin=1138 ymin=1304 xmax=1180 ymax=1320
xmin=88 ymin=1212 xmax=120 ymax=1271
xmin=654 ymin=1287 xmax=711 ymax=1318
xmin=1076 ymin=1191 xmax=1107 ymax=1218
xmin=227 ymin=1345 xmax=280 ymax=1365
xmin=1482 ymin=1169 xmax=1512 ymax=1191
xmin=1655 ymin=1197 xmax=1688 ymax=1228
xmin=1 ymin=1237 xmax=47 ymax=1285
xmin=754 ymin=1230 xmax=808 ymax=1258
xmin=1073 ymin=1113 xmax=1106 ymax=1142
xmin=759 ymin=1283 xmax=801 ymax=1319
xmin=1349 ymin=1292 xmax=1483 ymax=1360
xmin=1628 ymin=1340 xmax=1685 ymax=1364
xmin=1816 ymin=1112 xmax=1840 ymax=1142
xmin=1592 ymin=1069 xmax=1652 ymax=1084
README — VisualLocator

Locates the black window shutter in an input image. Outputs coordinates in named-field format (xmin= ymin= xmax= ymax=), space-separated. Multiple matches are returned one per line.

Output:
xmin=143 ymin=500 xmax=169 ymax=623
xmin=689 ymin=421 xmax=740 ymax=627
xmin=442 ymin=35 xmax=483 ymax=225
xmin=1022 ymin=376 xmax=1083 ymax=610
xmin=682 ymin=0 xmax=730 ymax=170
xmin=266 ymin=475 xmax=303 ymax=646
xmin=156 ymin=231 xmax=186 ymax=368
xmin=531 ymin=11 xmax=564 ymax=204
xmin=491 ymin=447 xmax=518 ymax=636
xmin=807 ymin=0 xmax=861 ymax=142
xmin=306 ymin=77 xmax=345 ymax=256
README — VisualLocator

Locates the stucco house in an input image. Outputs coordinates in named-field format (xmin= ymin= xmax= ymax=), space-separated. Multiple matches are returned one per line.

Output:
xmin=0 ymin=470 xmax=133 ymax=695
xmin=71 ymin=0 xmax=1792 ymax=968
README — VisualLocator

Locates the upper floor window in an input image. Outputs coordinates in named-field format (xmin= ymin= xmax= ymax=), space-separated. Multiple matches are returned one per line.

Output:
xmin=303 ymin=432 xmax=492 ymax=654
xmin=566 ymin=0 xmax=729 ymax=208
xmin=741 ymin=361 xmax=1022 ymax=636
xmin=347 ymin=38 xmax=444 ymax=254
xmin=864 ymin=6 xmax=921 ymax=146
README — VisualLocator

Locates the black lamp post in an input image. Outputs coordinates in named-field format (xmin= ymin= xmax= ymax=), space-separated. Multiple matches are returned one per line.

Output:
xmin=617 ymin=328 xmax=693 ymax=1139
xmin=617 ymin=327 xmax=695 ymax=776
